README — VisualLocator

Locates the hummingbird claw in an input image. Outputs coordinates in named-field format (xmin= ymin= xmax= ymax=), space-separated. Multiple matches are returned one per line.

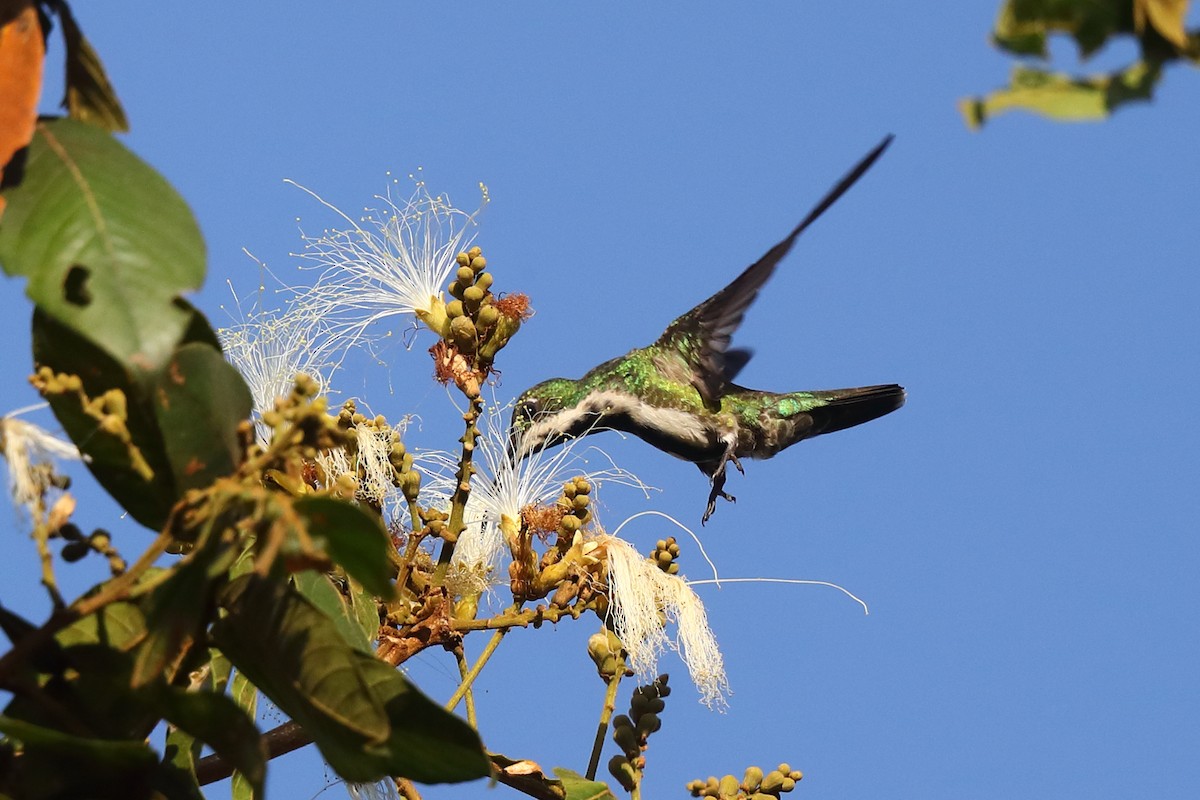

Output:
xmin=701 ymin=457 xmax=738 ymax=525
xmin=730 ymin=454 xmax=745 ymax=475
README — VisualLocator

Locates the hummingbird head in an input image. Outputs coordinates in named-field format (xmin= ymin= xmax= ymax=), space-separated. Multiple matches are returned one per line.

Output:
xmin=508 ymin=378 xmax=585 ymax=459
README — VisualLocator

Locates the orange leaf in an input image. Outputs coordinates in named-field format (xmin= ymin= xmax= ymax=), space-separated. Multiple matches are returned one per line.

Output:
xmin=0 ymin=0 xmax=43 ymax=212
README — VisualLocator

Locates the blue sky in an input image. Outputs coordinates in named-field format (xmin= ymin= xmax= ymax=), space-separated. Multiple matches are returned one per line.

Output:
xmin=3 ymin=3 xmax=1199 ymax=799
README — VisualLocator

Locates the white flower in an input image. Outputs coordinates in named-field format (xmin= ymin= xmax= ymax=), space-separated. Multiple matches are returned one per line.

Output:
xmin=345 ymin=780 xmax=400 ymax=800
xmin=313 ymin=416 xmax=412 ymax=517
xmin=1 ymin=405 xmax=83 ymax=517
xmin=419 ymin=398 xmax=649 ymax=597
xmin=601 ymin=533 xmax=729 ymax=710
xmin=288 ymin=175 xmax=488 ymax=346
xmin=219 ymin=278 xmax=343 ymax=445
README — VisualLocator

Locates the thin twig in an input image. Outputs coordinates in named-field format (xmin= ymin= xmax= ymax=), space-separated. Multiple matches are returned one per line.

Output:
xmin=432 ymin=394 xmax=483 ymax=586
xmin=444 ymin=627 xmax=506 ymax=712
xmin=0 ymin=527 xmax=174 ymax=686
xmin=586 ymin=665 xmax=624 ymax=780
xmin=453 ymin=644 xmax=478 ymax=727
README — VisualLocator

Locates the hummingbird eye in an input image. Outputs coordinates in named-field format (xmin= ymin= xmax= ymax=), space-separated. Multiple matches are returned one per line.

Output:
xmin=520 ymin=398 xmax=540 ymax=419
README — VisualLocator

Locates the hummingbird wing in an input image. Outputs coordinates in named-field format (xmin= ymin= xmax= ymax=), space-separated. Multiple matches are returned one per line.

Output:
xmin=654 ymin=134 xmax=893 ymax=408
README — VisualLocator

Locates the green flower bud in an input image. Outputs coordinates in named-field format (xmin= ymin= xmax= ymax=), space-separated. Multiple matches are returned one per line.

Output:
xmin=401 ymin=471 xmax=421 ymax=500
xmin=477 ymin=304 xmax=500 ymax=328
xmin=450 ymin=316 xmax=478 ymax=352
xmin=456 ymin=251 xmax=471 ymax=267
xmin=476 ymin=270 xmax=494 ymax=290
xmin=470 ymin=255 xmax=487 ymax=273
xmin=446 ymin=299 xmax=465 ymax=319
xmin=742 ymin=766 xmax=764 ymax=791
xmin=447 ymin=279 xmax=462 ymax=298
xmin=463 ymin=285 xmax=485 ymax=305
xmin=467 ymin=246 xmax=482 ymax=259
xmin=718 ymin=775 xmax=740 ymax=797
xmin=760 ymin=770 xmax=785 ymax=793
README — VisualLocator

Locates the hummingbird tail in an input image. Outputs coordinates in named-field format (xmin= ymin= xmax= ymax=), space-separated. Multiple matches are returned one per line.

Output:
xmin=806 ymin=384 xmax=906 ymax=437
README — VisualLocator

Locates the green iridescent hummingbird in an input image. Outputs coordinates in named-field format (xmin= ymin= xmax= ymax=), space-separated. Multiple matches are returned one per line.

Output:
xmin=511 ymin=135 xmax=904 ymax=523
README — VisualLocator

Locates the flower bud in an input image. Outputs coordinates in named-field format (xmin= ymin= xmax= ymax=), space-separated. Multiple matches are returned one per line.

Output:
xmin=477 ymin=304 xmax=500 ymax=328
xmin=463 ymin=285 xmax=485 ymax=305
xmin=609 ymin=756 xmax=637 ymax=791
xmin=450 ymin=316 xmax=478 ymax=352
xmin=760 ymin=770 xmax=786 ymax=793
xmin=635 ymin=711 xmax=660 ymax=736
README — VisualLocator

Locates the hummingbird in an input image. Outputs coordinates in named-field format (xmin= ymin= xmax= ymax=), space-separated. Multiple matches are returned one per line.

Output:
xmin=510 ymin=135 xmax=904 ymax=523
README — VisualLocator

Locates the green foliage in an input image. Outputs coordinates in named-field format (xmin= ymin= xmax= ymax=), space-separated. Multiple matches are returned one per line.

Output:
xmin=0 ymin=118 xmax=204 ymax=370
xmin=211 ymin=575 xmax=489 ymax=784
xmin=965 ymin=0 xmax=1199 ymax=127
xmin=294 ymin=496 xmax=398 ymax=600
xmin=556 ymin=768 xmax=621 ymax=800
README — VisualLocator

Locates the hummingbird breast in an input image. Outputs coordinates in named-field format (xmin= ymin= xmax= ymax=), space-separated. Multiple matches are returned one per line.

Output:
xmin=581 ymin=389 xmax=732 ymax=464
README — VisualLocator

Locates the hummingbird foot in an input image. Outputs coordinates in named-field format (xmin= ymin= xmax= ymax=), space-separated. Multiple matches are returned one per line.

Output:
xmin=702 ymin=485 xmax=737 ymax=525
xmin=700 ymin=453 xmax=739 ymax=525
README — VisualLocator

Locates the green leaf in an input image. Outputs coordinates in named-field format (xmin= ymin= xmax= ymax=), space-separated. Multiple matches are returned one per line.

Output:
xmin=992 ymin=0 xmax=1133 ymax=58
xmin=132 ymin=537 xmax=236 ymax=687
xmin=159 ymin=725 xmax=206 ymax=800
xmin=294 ymin=496 xmax=398 ymax=600
xmin=153 ymin=342 xmax=251 ymax=493
xmin=293 ymin=571 xmax=373 ymax=653
xmin=555 ymin=768 xmax=619 ymax=800
xmin=159 ymin=686 xmax=266 ymax=797
xmin=207 ymin=648 xmax=234 ymax=694
xmin=0 ymin=603 xmax=38 ymax=646
xmin=350 ymin=578 xmax=382 ymax=650
xmin=32 ymin=307 xmax=177 ymax=527
xmin=32 ymin=303 xmax=246 ymax=529
xmin=212 ymin=574 xmax=488 ymax=784
xmin=961 ymin=61 xmax=1161 ymax=129
xmin=55 ymin=599 xmax=146 ymax=650
xmin=53 ymin=0 xmax=129 ymax=132
xmin=0 ymin=117 xmax=204 ymax=373
xmin=0 ymin=714 xmax=157 ymax=766
xmin=229 ymin=667 xmax=260 ymax=800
